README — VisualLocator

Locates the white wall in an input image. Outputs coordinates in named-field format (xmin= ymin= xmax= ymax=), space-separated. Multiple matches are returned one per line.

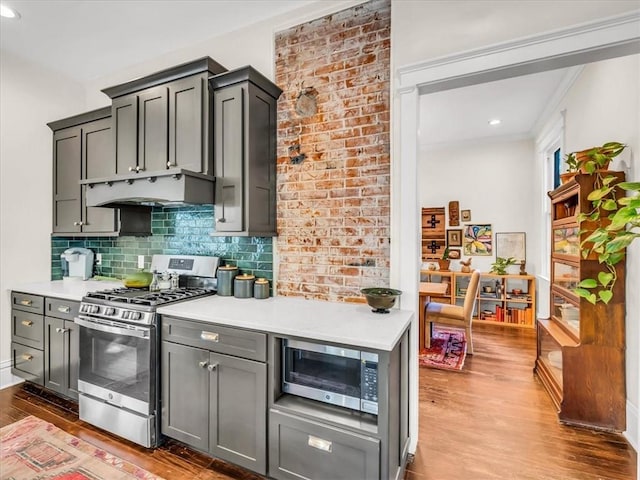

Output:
xmin=418 ymin=139 xmax=537 ymax=276
xmin=0 ymin=51 xmax=87 ymax=367
xmin=535 ymin=54 xmax=640 ymax=450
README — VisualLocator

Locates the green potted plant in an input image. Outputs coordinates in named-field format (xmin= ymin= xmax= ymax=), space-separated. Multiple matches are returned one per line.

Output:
xmin=575 ymin=173 xmax=640 ymax=304
xmin=562 ymin=142 xmax=627 ymax=184
xmin=437 ymin=246 xmax=451 ymax=271
xmin=489 ymin=256 xmax=517 ymax=275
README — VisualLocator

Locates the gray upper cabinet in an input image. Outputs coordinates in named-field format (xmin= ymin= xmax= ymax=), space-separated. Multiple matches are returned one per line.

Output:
xmin=48 ymin=108 xmax=150 ymax=236
xmin=103 ymin=57 xmax=226 ymax=177
xmin=211 ymin=67 xmax=282 ymax=236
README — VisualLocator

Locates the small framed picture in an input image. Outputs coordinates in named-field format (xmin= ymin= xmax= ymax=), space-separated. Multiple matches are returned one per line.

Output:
xmin=448 ymin=248 xmax=461 ymax=259
xmin=447 ymin=229 xmax=463 ymax=247
xmin=461 ymin=210 xmax=471 ymax=222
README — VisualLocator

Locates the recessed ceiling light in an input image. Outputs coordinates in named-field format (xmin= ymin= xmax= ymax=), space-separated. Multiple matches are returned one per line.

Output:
xmin=0 ymin=4 xmax=20 ymax=19
xmin=488 ymin=119 xmax=501 ymax=126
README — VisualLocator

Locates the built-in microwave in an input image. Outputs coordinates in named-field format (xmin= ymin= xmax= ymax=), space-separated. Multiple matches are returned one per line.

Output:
xmin=282 ymin=339 xmax=379 ymax=415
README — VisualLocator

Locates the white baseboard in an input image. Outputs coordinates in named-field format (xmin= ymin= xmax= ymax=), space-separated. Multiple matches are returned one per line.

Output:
xmin=0 ymin=359 xmax=24 ymax=390
xmin=624 ymin=400 xmax=639 ymax=453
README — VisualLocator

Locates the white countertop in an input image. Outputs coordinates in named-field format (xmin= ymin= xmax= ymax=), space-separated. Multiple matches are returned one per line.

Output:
xmin=157 ymin=295 xmax=413 ymax=351
xmin=11 ymin=279 xmax=123 ymax=301
xmin=10 ymin=281 xmax=413 ymax=351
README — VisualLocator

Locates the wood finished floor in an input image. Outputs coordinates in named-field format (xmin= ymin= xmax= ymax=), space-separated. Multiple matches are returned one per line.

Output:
xmin=1 ymin=324 xmax=636 ymax=480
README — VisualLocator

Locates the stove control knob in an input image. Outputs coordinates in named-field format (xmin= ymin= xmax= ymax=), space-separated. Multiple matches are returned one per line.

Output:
xmin=105 ymin=307 xmax=116 ymax=316
xmin=90 ymin=305 xmax=99 ymax=314
xmin=122 ymin=311 xmax=130 ymax=319
xmin=130 ymin=312 xmax=142 ymax=321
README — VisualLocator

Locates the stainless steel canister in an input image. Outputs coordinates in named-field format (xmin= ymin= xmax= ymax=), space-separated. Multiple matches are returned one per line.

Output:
xmin=234 ymin=274 xmax=255 ymax=298
xmin=216 ymin=265 xmax=238 ymax=296
xmin=254 ymin=278 xmax=269 ymax=299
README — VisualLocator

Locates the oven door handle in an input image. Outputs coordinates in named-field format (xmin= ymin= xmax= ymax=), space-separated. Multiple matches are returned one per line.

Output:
xmin=74 ymin=316 xmax=150 ymax=339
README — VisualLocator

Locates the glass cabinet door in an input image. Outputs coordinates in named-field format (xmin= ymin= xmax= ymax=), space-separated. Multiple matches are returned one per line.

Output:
xmin=552 ymin=293 xmax=580 ymax=335
xmin=552 ymin=261 xmax=579 ymax=293
xmin=538 ymin=327 xmax=563 ymax=390
xmin=553 ymin=226 xmax=580 ymax=256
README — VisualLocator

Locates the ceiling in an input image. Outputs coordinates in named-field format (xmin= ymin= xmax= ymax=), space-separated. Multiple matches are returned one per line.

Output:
xmin=0 ymin=0 xmax=319 ymax=82
xmin=1 ymin=0 xmax=575 ymax=146
xmin=419 ymin=67 xmax=575 ymax=149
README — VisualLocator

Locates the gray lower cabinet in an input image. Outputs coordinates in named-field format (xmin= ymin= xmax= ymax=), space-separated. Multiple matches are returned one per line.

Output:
xmin=269 ymin=410 xmax=380 ymax=480
xmin=43 ymin=298 xmax=80 ymax=400
xmin=161 ymin=316 xmax=267 ymax=474
xmin=211 ymin=67 xmax=281 ymax=236
xmin=11 ymin=292 xmax=81 ymax=399
xmin=11 ymin=292 xmax=45 ymax=384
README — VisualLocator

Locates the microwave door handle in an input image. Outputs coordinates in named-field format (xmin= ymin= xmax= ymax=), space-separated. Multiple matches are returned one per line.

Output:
xmin=74 ymin=317 xmax=150 ymax=339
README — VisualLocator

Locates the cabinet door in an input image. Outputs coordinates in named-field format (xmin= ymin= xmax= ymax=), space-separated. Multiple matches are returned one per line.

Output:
xmin=138 ymin=85 xmax=169 ymax=173
xmin=52 ymin=126 xmax=81 ymax=233
xmin=209 ymin=352 xmax=267 ymax=474
xmin=66 ymin=319 xmax=80 ymax=400
xmin=168 ymin=75 xmax=206 ymax=173
xmin=161 ymin=341 xmax=210 ymax=451
xmin=44 ymin=317 xmax=65 ymax=396
xmin=112 ymin=94 xmax=138 ymax=175
xmin=214 ymin=84 xmax=244 ymax=232
xmin=245 ymin=84 xmax=278 ymax=235
xmin=82 ymin=117 xmax=117 ymax=233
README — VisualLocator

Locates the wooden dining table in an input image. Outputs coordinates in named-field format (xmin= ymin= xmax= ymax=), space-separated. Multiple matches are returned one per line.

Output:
xmin=418 ymin=281 xmax=450 ymax=351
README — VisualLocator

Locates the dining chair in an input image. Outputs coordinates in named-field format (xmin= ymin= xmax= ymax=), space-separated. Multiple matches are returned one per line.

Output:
xmin=424 ymin=270 xmax=481 ymax=354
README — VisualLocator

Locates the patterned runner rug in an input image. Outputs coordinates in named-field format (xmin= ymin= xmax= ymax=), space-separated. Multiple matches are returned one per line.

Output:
xmin=418 ymin=327 xmax=467 ymax=371
xmin=0 ymin=415 xmax=163 ymax=480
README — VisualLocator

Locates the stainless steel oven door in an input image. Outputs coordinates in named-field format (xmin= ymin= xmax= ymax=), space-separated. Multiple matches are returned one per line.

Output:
xmin=75 ymin=315 xmax=155 ymax=415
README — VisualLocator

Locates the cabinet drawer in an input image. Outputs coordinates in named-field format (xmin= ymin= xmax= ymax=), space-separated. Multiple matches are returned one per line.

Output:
xmin=11 ymin=292 xmax=44 ymax=314
xmin=11 ymin=342 xmax=44 ymax=385
xmin=269 ymin=409 xmax=380 ymax=480
xmin=161 ymin=316 xmax=266 ymax=362
xmin=12 ymin=310 xmax=44 ymax=349
xmin=45 ymin=298 xmax=80 ymax=321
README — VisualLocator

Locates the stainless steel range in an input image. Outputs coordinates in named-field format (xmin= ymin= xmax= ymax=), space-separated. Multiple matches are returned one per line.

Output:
xmin=75 ymin=255 xmax=219 ymax=448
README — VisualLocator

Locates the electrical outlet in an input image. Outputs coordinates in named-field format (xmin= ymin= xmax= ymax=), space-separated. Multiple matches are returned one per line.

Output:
xmin=96 ymin=253 xmax=102 ymax=266
xmin=138 ymin=255 xmax=145 ymax=269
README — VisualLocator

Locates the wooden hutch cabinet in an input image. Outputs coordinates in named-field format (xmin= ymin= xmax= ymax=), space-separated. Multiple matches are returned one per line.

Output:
xmin=536 ymin=173 xmax=626 ymax=431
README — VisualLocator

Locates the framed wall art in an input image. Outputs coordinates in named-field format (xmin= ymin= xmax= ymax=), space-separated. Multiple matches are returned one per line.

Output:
xmin=461 ymin=209 xmax=471 ymax=222
xmin=448 ymin=248 xmax=461 ymax=259
xmin=463 ymin=224 xmax=492 ymax=256
xmin=496 ymin=232 xmax=526 ymax=262
xmin=447 ymin=229 xmax=463 ymax=247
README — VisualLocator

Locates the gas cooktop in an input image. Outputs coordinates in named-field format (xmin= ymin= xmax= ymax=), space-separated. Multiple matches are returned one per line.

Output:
xmin=85 ymin=287 xmax=215 ymax=307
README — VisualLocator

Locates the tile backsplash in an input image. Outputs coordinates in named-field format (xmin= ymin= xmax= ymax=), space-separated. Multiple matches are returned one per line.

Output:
xmin=51 ymin=205 xmax=273 ymax=281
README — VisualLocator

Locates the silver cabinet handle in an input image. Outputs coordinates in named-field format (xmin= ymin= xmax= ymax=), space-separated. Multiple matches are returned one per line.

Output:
xmin=56 ymin=327 xmax=68 ymax=334
xmin=58 ymin=305 xmax=71 ymax=313
xmin=20 ymin=299 xmax=33 ymax=306
xmin=22 ymin=354 xmax=33 ymax=361
xmin=215 ymin=218 xmax=226 ymax=223
xmin=129 ymin=166 xmax=136 ymax=172
xmin=73 ymin=221 xmax=84 ymax=226
xmin=21 ymin=320 xmax=33 ymax=327
xmin=198 ymin=360 xmax=208 ymax=368
xmin=308 ymin=435 xmax=332 ymax=452
xmin=167 ymin=161 xmax=174 ymax=168
xmin=207 ymin=363 xmax=218 ymax=371
xmin=200 ymin=331 xmax=219 ymax=342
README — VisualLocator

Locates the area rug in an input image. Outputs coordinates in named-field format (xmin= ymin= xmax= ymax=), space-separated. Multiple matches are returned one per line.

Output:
xmin=0 ymin=415 xmax=163 ymax=480
xmin=419 ymin=327 xmax=467 ymax=371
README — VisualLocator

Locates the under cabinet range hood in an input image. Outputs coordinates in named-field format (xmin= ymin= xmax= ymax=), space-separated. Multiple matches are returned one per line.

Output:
xmin=81 ymin=169 xmax=215 ymax=208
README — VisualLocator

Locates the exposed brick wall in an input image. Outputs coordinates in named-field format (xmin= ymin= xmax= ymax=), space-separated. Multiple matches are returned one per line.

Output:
xmin=275 ymin=0 xmax=390 ymax=302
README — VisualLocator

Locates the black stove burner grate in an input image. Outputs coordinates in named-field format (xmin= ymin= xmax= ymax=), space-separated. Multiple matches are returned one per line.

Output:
xmin=85 ymin=287 xmax=215 ymax=307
